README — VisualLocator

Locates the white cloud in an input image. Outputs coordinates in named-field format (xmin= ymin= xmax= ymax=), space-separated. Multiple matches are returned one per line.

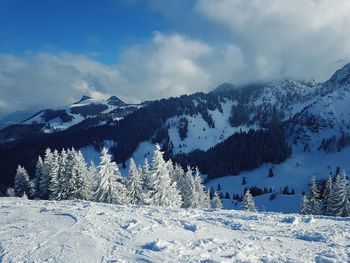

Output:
xmin=0 ymin=34 xmax=247 ymax=114
xmin=195 ymin=0 xmax=350 ymax=80
xmin=118 ymin=32 xmax=248 ymax=98
xmin=0 ymin=53 xmax=128 ymax=115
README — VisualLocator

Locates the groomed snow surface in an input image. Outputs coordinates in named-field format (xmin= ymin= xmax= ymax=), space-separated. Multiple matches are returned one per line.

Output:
xmin=1 ymin=198 xmax=349 ymax=262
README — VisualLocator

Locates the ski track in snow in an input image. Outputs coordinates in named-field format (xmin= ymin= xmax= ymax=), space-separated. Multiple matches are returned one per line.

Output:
xmin=0 ymin=198 xmax=349 ymax=263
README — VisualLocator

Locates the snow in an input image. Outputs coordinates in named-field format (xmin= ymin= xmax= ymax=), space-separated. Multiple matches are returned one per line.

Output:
xmin=22 ymin=97 xmax=143 ymax=133
xmin=168 ymin=101 xmax=259 ymax=154
xmin=206 ymin=148 xmax=350 ymax=213
xmin=0 ymin=198 xmax=349 ymax=262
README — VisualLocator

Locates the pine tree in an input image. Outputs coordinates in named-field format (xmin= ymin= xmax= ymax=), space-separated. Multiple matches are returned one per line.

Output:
xmin=193 ymin=167 xmax=210 ymax=208
xmin=243 ymin=189 xmax=256 ymax=212
xmin=14 ymin=165 xmax=31 ymax=197
xmin=181 ymin=167 xmax=196 ymax=208
xmin=127 ymin=159 xmax=145 ymax=205
xmin=6 ymin=187 xmax=15 ymax=197
xmin=149 ymin=144 xmax=182 ymax=208
xmin=212 ymin=191 xmax=223 ymax=209
xmin=300 ymin=195 xmax=310 ymax=215
xmin=308 ymin=176 xmax=321 ymax=215
xmin=322 ymin=176 xmax=333 ymax=215
xmin=85 ymin=162 xmax=96 ymax=201
xmin=34 ymin=156 xmax=43 ymax=197
xmin=75 ymin=150 xmax=91 ymax=200
xmin=39 ymin=148 xmax=54 ymax=199
xmin=48 ymin=150 xmax=60 ymax=200
xmin=328 ymin=173 xmax=350 ymax=217
xmin=55 ymin=149 xmax=70 ymax=200
xmin=94 ymin=147 xmax=127 ymax=204
xmin=141 ymin=158 xmax=153 ymax=204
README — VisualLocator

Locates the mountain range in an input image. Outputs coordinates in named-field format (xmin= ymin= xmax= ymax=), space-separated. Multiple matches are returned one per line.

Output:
xmin=1 ymin=63 xmax=350 ymax=212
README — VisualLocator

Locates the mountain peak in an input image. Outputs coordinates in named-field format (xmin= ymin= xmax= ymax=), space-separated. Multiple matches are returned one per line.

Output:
xmin=107 ymin=96 xmax=125 ymax=106
xmin=74 ymin=95 xmax=91 ymax=104
xmin=328 ymin=63 xmax=350 ymax=86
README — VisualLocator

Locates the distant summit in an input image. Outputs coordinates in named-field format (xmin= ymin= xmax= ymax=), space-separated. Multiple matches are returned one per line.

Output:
xmin=74 ymin=95 xmax=92 ymax=104
xmin=107 ymin=96 xmax=125 ymax=106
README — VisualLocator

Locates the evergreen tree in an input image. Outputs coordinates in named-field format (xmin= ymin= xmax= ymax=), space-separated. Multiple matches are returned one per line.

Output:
xmin=212 ymin=191 xmax=222 ymax=209
xmin=34 ymin=156 xmax=43 ymax=197
xmin=181 ymin=167 xmax=196 ymax=208
xmin=39 ymin=148 xmax=54 ymax=199
xmin=48 ymin=150 xmax=60 ymax=200
xmin=14 ymin=165 xmax=31 ymax=197
xmin=243 ymin=189 xmax=256 ymax=212
xmin=193 ymin=167 xmax=210 ymax=208
xmin=268 ymin=168 xmax=274 ymax=177
xmin=328 ymin=173 xmax=350 ymax=217
xmin=74 ymin=150 xmax=91 ymax=200
xmin=141 ymin=158 xmax=153 ymax=204
xmin=149 ymin=144 xmax=182 ymax=208
xmin=6 ymin=187 xmax=15 ymax=197
xmin=85 ymin=162 xmax=96 ymax=201
xmin=127 ymin=159 xmax=145 ymax=205
xmin=322 ymin=176 xmax=333 ymax=215
xmin=308 ymin=176 xmax=321 ymax=215
xmin=300 ymin=195 xmax=310 ymax=215
xmin=94 ymin=147 xmax=127 ymax=204
xmin=55 ymin=149 xmax=70 ymax=200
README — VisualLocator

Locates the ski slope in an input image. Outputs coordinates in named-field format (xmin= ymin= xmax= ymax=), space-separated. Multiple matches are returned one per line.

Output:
xmin=0 ymin=198 xmax=349 ymax=262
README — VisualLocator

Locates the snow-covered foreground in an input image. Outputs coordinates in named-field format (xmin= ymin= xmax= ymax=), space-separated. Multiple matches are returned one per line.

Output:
xmin=1 ymin=198 xmax=349 ymax=262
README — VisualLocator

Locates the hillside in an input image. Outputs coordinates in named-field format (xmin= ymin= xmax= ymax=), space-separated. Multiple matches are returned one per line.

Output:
xmin=0 ymin=198 xmax=349 ymax=262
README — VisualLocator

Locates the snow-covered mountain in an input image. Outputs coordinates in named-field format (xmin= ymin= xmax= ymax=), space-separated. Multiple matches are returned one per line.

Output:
xmin=0 ymin=95 xmax=144 ymax=144
xmin=22 ymin=95 xmax=143 ymax=133
xmin=1 ymin=63 xmax=350 ymax=214
xmin=1 ymin=198 xmax=349 ymax=262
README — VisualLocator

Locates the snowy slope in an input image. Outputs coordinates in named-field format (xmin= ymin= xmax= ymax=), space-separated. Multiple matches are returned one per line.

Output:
xmin=1 ymin=198 xmax=349 ymax=262
xmin=207 ymin=147 xmax=350 ymax=213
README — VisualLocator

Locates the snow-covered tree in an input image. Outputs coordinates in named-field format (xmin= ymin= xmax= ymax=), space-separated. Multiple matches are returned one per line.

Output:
xmin=34 ymin=156 xmax=43 ymax=197
xmin=6 ymin=187 xmax=15 ymax=197
xmin=307 ymin=176 xmax=321 ymax=215
xmin=74 ymin=150 xmax=91 ymax=200
xmin=94 ymin=147 xmax=127 ymax=204
xmin=212 ymin=191 xmax=223 ymax=209
xmin=39 ymin=148 xmax=54 ymax=199
xmin=322 ymin=176 xmax=333 ymax=215
xmin=126 ymin=159 xmax=145 ymax=205
xmin=328 ymin=173 xmax=350 ymax=217
xmin=14 ymin=165 xmax=31 ymax=197
xmin=149 ymin=144 xmax=182 ymax=208
xmin=243 ymin=189 xmax=256 ymax=212
xmin=179 ymin=167 xmax=195 ymax=208
xmin=300 ymin=195 xmax=310 ymax=215
xmin=193 ymin=167 xmax=210 ymax=208
xmin=48 ymin=150 xmax=60 ymax=200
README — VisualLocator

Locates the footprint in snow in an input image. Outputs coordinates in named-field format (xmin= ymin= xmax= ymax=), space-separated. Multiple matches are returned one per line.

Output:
xmin=142 ymin=239 xmax=168 ymax=251
xmin=180 ymin=221 xmax=199 ymax=232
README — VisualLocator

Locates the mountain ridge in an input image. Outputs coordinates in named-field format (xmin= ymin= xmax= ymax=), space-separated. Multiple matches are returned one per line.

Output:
xmin=1 ymin=63 xmax=350 ymax=196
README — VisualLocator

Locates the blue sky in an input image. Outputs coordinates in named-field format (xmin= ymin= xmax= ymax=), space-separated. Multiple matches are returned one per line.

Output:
xmin=0 ymin=0 xmax=171 ymax=64
xmin=0 ymin=0 xmax=350 ymax=115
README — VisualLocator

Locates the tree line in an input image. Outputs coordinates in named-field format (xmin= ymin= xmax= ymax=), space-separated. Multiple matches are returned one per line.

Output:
xmin=10 ymin=144 xmax=223 ymax=209
xmin=301 ymin=174 xmax=350 ymax=217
